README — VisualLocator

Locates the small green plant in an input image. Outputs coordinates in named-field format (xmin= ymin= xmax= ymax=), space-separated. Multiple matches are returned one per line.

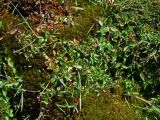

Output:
xmin=0 ymin=56 xmax=22 ymax=119
xmin=0 ymin=21 xmax=4 ymax=30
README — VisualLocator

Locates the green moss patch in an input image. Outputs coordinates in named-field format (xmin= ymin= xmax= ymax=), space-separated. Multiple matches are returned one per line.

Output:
xmin=78 ymin=92 xmax=142 ymax=120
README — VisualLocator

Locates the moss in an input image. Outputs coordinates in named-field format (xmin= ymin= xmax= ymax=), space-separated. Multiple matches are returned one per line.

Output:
xmin=0 ymin=105 xmax=3 ymax=120
xmin=77 ymin=92 xmax=143 ymax=120
xmin=59 ymin=3 xmax=102 ymax=39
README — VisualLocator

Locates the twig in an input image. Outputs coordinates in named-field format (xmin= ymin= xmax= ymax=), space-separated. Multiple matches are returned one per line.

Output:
xmin=41 ymin=81 xmax=51 ymax=93
xmin=124 ymin=97 xmax=131 ymax=108
xmin=10 ymin=2 xmax=35 ymax=34
xmin=23 ymin=89 xmax=41 ymax=93
xmin=78 ymin=71 xmax=82 ymax=112
xmin=124 ymin=93 xmax=152 ymax=106
xmin=124 ymin=93 xmax=160 ymax=113
xmin=87 ymin=23 xmax=95 ymax=34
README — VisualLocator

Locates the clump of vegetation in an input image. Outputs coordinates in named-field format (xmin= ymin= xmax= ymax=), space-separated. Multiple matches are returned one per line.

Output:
xmin=58 ymin=3 xmax=102 ymax=39
xmin=78 ymin=92 xmax=142 ymax=120
xmin=0 ymin=0 xmax=160 ymax=119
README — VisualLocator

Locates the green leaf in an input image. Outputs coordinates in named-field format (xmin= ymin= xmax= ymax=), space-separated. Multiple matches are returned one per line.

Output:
xmin=73 ymin=65 xmax=83 ymax=70
xmin=13 ymin=68 xmax=16 ymax=74
xmin=107 ymin=43 xmax=113 ymax=51
xmin=0 ymin=81 xmax=3 ymax=88
xmin=140 ymin=73 xmax=145 ymax=81
xmin=115 ymin=63 xmax=123 ymax=68
xmin=2 ymin=90 xmax=7 ymax=97
xmin=0 ymin=21 xmax=4 ymax=29
xmin=60 ymin=0 xmax=65 ymax=4
xmin=110 ymin=27 xmax=119 ymax=32
xmin=37 ymin=36 xmax=45 ymax=44
xmin=5 ymin=82 xmax=19 ymax=88
xmin=7 ymin=57 xmax=14 ymax=68
xmin=129 ymin=41 xmax=135 ymax=45
xmin=99 ymin=27 xmax=109 ymax=35
xmin=123 ymin=46 xmax=128 ymax=52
